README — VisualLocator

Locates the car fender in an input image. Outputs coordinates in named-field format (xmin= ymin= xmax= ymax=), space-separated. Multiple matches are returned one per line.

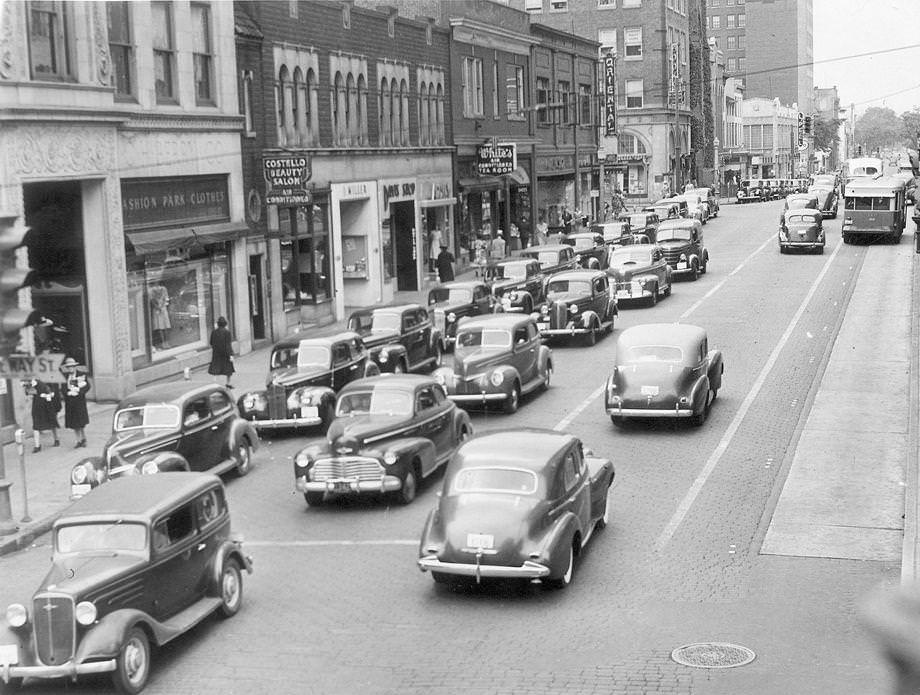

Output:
xmin=451 ymin=408 xmax=473 ymax=440
xmin=74 ymin=609 xmax=165 ymax=660
xmin=539 ymin=512 xmax=582 ymax=575
xmin=135 ymin=450 xmax=190 ymax=473
xmin=580 ymin=309 xmax=599 ymax=329
xmin=236 ymin=389 xmax=268 ymax=418
xmin=227 ymin=417 xmax=260 ymax=453
xmin=418 ymin=507 xmax=442 ymax=557
xmin=376 ymin=344 xmax=409 ymax=371
xmin=489 ymin=364 xmax=522 ymax=394
xmin=73 ymin=455 xmax=105 ymax=479
xmin=288 ymin=385 xmax=336 ymax=411
xmin=377 ymin=437 xmax=438 ymax=479
xmin=207 ymin=541 xmax=254 ymax=598
xmin=538 ymin=344 xmax=553 ymax=373
xmin=690 ymin=374 xmax=711 ymax=413
xmin=707 ymin=350 xmax=724 ymax=392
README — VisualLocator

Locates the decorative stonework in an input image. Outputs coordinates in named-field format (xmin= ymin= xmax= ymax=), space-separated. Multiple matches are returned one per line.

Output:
xmin=0 ymin=2 xmax=20 ymax=80
xmin=93 ymin=3 xmax=111 ymax=85
xmin=9 ymin=127 xmax=116 ymax=177
xmin=105 ymin=180 xmax=131 ymax=377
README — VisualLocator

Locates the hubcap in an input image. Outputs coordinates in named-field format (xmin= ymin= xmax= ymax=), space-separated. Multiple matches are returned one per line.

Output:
xmin=124 ymin=638 xmax=147 ymax=684
xmin=238 ymin=445 xmax=250 ymax=471
xmin=223 ymin=568 xmax=240 ymax=607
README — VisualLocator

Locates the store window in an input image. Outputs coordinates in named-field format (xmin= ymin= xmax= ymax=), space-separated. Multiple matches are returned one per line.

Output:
xmin=279 ymin=202 xmax=331 ymax=308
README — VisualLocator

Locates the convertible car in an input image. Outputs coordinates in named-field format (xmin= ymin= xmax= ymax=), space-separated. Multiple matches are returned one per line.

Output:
xmin=604 ymin=323 xmax=723 ymax=426
xmin=292 ymin=375 xmax=472 ymax=506
xmin=779 ymin=209 xmax=825 ymax=254
xmin=417 ymin=429 xmax=614 ymax=589
xmin=432 ymin=314 xmax=552 ymax=414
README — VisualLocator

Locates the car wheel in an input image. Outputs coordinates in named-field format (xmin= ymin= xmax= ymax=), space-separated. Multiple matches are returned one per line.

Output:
xmin=701 ymin=257 xmax=708 ymax=274
xmin=648 ymin=286 xmax=658 ymax=307
xmin=234 ymin=440 xmax=252 ymax=477
xmin=691 ymin=391 xmax=711 ymax=427
xmin=843 ymin=233 xmax=852 ymax=244
xmin=610 ymin=415 xmax=626 ymax=427
xmin=431 ymin=571 xmax=453 ymax=585
xmin=664 ymin=282 xmax=672 ymax=297
xmin=584 ymin=323 xmax=597 ymax=346
xmin=503 ymin=383 xmax=521 ymax=414
xmin=458 ymin=425 xmax=472 ymax=442
xmin=304 ymin=491 xmax=325 ymax=507
xmin=542 ymin=364 xmax=552 ymax=390
xmin=691 ymin=260 xmax=700 ymax=281
xmin=779 ymin=246 xmax=787 ymax=254
xmin=815 ymin=246 xmax=824 ymax=255
xmin=320 ymin=401 xmax=336 ymax=430
xmin=393 ymin=359 xmax=406 ymax=374
xmin=546 ymin=543 xmax=575 ymax=589
xmin=0 ymin=677 xmax=23 ymax=693
xmin=364 ymin=362 xmax=381 ymax=378
xmin=432 ymin=340 xmax=443 ymax=367
xmin=397 ymin=466 xmax=418 ymax=505
xmin=588 ymin=258 xmax=600 ymax=269
xmin=112 ymin=626 xmax=151 ymax=695
xmin=522 ymin=297 xmax=533 ymax=315
xmin=218 ymin=558 xmax=243 ymax=618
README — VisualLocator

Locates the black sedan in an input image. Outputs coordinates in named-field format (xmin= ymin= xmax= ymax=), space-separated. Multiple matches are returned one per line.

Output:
xmin=418 ymin=429 xmax=615 ymax=589
xmin=562 ymin=232 xmax=610 ymax=270
xmin=428 ymin=281 xmax=497 ymax=349
xmin=348 ymin=304 xmax=442 ymax=374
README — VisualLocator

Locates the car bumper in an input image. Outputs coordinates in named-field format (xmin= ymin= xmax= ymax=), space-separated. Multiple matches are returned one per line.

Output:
xmin=667 ymin=261 xmax=697 ymax=275
xmin=418 ymin=555 xmax=550 ymax=579
xmin=295 ymin=474 xmax=403 ymax=494
xmin=248 ymin=416 xmax=323 ymax=429
xmin=536 ymin=321 xmax=590 ymax=335
xmin=606 ymin=405 xmax=694 ymax=418
xmin=447 ymin=392 xmax=508 ymax=404
xmin=1 ymin=658 xmax=117 ymax=682
xmin=614 ymin=288 xmax=653 ymax=301
xmin=780 ymin=239 xmax=823 ymax=248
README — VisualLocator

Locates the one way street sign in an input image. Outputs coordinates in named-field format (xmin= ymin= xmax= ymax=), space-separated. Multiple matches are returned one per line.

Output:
xmin=0 ymin=353 xmax=66 ymax=383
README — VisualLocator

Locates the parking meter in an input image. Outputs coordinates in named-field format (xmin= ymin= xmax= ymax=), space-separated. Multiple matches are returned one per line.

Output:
xmin=914 ymin=230 xmax=920 ymax=254
xmin=14 ymin=428 xmax=24 ymax=451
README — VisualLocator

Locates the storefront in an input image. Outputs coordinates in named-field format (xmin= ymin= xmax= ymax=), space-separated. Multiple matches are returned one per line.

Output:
xmin=330 ymin=181 xmax=379 ymax=314
xmin=418 ymin=176 xmax=457 ymax=272
xmin=535 ymin=152 xmax=594 ymax=234
xmin=378 ymin=178 xmax=420 ymax=292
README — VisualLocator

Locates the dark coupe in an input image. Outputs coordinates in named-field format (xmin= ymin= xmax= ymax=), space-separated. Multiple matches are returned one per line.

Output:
xmin=293 ymin=375 xmax=472 ymax=506
xmin=491 ymin=258 xmax=545 ymax=314
xmin=237 ymin=332 xmax=378 ymax=430
xmin=562 ymin=232 xmax=610 ymax=269
xmin=433 ymin=314 xmax=552 ymax=414
xmin=779 ymin=209 xmax=825 ymax=254
xmin=607 ymin=244 xmax=672 ymax=306
xmin=348 ymin=304 xmax=442 ymax=374
xmin=417 ymin=429 xmax=615 ymax=589
xmin=535 ymin=269 xmax=617 ymax=345
xmin=656 ymin=218 xmax=708 ymax=279
xmin=517 ymin=244 xmax=579 ymax=276
xmin=70 ymin=383 xmax=259 ymax=499
xmin=428 ymin=281 xmax=497 ymax=350
xmin=604 ymin=323 xmax=723 ymax=426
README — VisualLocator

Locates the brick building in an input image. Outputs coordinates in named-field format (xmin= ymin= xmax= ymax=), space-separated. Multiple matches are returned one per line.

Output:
xmin=235 ymin=0 xmax=453 ymax=333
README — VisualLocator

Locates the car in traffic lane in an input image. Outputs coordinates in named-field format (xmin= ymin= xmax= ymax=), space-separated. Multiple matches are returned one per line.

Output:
xmin=427 ymin=281 xmax=497 ymax=350
xmin=347 ymin=305 xmax=443 ymax=374
xmin=779 ymin=209 xmax=825 ymax=254
xmin=656 ymin=218 xmax=708 ymax=279
xmin=535 ymin=269 xmax=617 ymax=345
xmin=417 ymin=429 xmax=615 ymax=589
xmin=607 ymin=244 xmax=672 ymax=306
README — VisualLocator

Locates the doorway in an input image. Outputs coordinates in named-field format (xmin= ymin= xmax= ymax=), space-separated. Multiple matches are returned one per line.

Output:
xmin=392 ymin=201 xmax=417 ymax=291
xmin=248 ymin=254 xmax=266 ymax=340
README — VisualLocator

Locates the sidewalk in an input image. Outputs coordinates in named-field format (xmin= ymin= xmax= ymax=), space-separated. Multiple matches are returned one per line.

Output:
xmin=0 ymin=268 xmax=478 ymax=556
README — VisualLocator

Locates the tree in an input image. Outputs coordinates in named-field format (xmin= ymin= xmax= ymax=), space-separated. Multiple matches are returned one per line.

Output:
xmin=900 ymin=108 xmax=920 ymax=147
xmin=854 ymin=107 xmax=902 ymax=154
xmin=813 ymin=114 xmax=842 ymax=153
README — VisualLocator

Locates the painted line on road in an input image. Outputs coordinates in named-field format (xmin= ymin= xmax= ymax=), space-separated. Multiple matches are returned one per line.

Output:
xmin=550 ymin=230 xmax=777 ymax=433
xmin=245 ymin=539 xmax=418 ymax=548
xmin=655 ymin=236 xmax=844 ymax=551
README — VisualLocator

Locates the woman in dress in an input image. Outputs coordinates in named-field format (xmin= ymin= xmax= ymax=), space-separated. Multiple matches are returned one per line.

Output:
xmin=26 ymin=379 xmax=60 ymax=453
xmin=61 ymin=357 xmax=90 ymax=448
xmin=208 ymin=316 xmax=235 ymax=388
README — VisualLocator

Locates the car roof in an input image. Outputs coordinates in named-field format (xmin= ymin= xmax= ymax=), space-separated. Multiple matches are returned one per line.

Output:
xmin=271 ymin=330 xmax=363 ymax=351
xmin=340 ymin=374 xmax=434 ymax=393
xmin=116 ymin=381 xmax=229 ymax=409
xmin=658 ymin=218 xmax=702 ymax=230
xmin=616 ymin=323 xmax=707 ymax=352
xmin=456 ymin=313 xmax=534 ymax=330
xmin=547 ymin=269 xmax=606 ymax=282
xmin=520 ymin=244 xmax=570 ymax=253
xmin=451 ymin=429 xmax=577 ymax=472
xmin=57 ymin=473 xmax=222 ymax=525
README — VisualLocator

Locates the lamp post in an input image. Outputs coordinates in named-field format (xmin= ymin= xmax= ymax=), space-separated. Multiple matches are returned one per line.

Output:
xmin=713 ymin=137 xmax=720 ymax=193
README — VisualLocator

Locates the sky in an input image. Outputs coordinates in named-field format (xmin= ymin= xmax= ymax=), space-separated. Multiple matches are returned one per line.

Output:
xmin=813 ymin=0 xmax=920 ymax=117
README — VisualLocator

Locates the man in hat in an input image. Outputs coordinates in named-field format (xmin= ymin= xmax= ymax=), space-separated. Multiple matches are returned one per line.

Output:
xmin=61 ymin=357 xmax=90 ymax=448
xmin=435 ymin=245 xmax=455 ymax=283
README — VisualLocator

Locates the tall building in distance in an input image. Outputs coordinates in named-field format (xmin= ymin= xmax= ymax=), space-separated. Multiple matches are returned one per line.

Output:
xmin=707 ymin=0 xmax=813 ymax=114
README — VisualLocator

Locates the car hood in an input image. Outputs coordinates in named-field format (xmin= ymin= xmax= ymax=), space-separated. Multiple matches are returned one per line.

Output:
xmin=362 ymin=329 xmax=400 ymax=348
xmin=40 ymin=553 xmax=147 ymax=597
xmin=326 ymin=414 xmax=409 ymax=448
xmin=436 ymin=493 xmax=547 ymax=563
xmin=104 ymin=429 xmax=175 ymax=461
xmin=267 ymin=365 xmax=329 ymax=388
xmin=492 ymin=279 xmax=524 ymax=293
xmin=658 ymin=239 xmax=692 ymax=251
xmin=453 ymin=349 xmax=509 ymax=377
xmin=609 ymin=263 xmax=650 ymax=281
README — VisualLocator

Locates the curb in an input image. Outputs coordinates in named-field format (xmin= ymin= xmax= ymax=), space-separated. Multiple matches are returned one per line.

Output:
xmin=902 ymin=248 xmax=919 ymax=585
xmin=0 ymin=512 xmax=61 ymax=556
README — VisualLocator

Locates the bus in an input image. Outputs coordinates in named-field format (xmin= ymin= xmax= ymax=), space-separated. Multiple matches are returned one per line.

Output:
xmin=841 ymin=157 xmax=885 ymax=195
xmin=841 ymin=176 xmax=906 ymax=244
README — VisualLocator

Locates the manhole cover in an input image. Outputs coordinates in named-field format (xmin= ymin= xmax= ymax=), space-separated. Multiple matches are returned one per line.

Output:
xmin=671 ymin=642 xmax=756 ymax=669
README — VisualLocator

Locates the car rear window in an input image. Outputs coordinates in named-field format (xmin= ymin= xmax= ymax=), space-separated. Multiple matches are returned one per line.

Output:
xmin=624 ymin=345 xmax=684 ymax=363
xmin=451 ymin=467 xmax=538 ymax=495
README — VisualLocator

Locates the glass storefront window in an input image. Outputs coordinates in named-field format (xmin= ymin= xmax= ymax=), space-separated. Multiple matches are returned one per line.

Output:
xmin=279 ymin=201 xmax=331 ymax=309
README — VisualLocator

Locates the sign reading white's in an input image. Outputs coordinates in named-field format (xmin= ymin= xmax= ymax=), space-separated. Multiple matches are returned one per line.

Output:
xmin=477 ymin=143 xmax=517 ymax=176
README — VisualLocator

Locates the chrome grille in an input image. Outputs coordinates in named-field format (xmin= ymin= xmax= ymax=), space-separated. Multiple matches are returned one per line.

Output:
xmin=267 ymin=383 xmax=288 ymax=420
xmin=552 ymin=301 xmax=568 ymax=329
xmin=312 ymin=457 xmax=384 ymax=481
xmin=662 ymin=247 xmax=687 ymax=265
xmin=33 ymin=594 xmax=74 ymax=666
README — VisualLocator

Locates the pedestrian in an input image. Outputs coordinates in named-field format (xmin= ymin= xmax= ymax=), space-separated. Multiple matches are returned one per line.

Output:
xmin=208 ymin=316 xmax=235 ymax=388
xmin=61 ymin=357 xmax=90 ymax=448
xmin=428 ymin=227 xmax=443 ymax=273
xmin=611 ymin=189 xmax=625 ymax=218
xmin=491 ymin=230 xmax=506 ymax=259
xmin=562 ymin=206 xmax=573 ymax=234
xmin=508 ymin=223 xmax=521 ymax=252
xmin=26 ymin=379 xmax=60 ymax=452
xmin=435 ymin=245 xmax=455 ymax=282
xmin=535 ymin=216 xmax=549 ymax=245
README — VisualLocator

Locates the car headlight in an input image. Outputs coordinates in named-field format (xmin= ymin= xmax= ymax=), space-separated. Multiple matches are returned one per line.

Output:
xmin=540 ymin=305 xmax=549 ymax=316
xmin=637 ymin=277 xmax=647 ymax=286
xmin=287 ymin=389 xmax=315 ymax=409
xmin=576 ymin=254 xmax=583 ymax=261
xmin=379 ymin=350 xmax=389 ymax=362
xmin=508 ymin=291 xmax=518 ymax=301
xmin=679 ymin=253 xmax=687 ymax=262
xmin=71 ymin=464 xmax=90 ymax=485
xmin=383 ymin=451 xmax=398 ymax=465
xmin=294 ymin=451 xmax=312 ymax=469
xmin=141 ymin=460 xmax=159 ymax=475
xmin=75 ymin=601 xmax=97 ymax=626
xmin=6 ymin=603 xmax=27 ymax=628
xmin=242 ymin=392 xmax=267 ymax=411
xmin=489 ymin=371 xmax=504 ymax=387
xmin=568 ymin=304 xmax=578 ymax=314
xmin=447 ymin=312 xmax=456 ymax=323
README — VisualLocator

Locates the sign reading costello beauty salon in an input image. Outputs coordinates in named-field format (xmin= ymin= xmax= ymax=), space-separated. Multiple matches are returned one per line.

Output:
xmin=477 ymin=143 xmax=517 ymax=176
xmin=263 ymin=154 xmax=313 ymax=206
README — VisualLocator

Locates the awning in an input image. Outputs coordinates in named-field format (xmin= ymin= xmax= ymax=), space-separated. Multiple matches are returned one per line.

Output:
xmin=458 ymin=175 xmax=503 ymax=193
xmin=125 ymin=220 xmax=250 ymax=256
xmin=506 ymin=167 xmax=530 ymax=186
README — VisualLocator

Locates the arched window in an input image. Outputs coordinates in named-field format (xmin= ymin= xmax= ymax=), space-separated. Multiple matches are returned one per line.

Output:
xmin=427 ymin=81 xmax=436 ymax=146
xmin=619 ymin=133 xmax=647 ymax=154
xmin=399 ymin=79 xmax=409 ymax=145
xmin=305 ymin=68 xmax=316 ymax=145
xmin=418 ymin=83 xmax=429 ymax=145
xmin=346 ymin=73 xmax=357 ymax=145
xmin=277 ymin=65 xmax=290 ymax=145
xmin=357 ymin=74 xmax=367 ymax=145
xmin=435 ymin=83 xmax=444 ymax=144
xmin=389 ymin=78 xmax=399 ymax=145
xmin=379 ymin=77 xmax=390 ymax=146
xmin=292 ymin=67 xmax=303 ymax=144
xmin=334 ymin=71 xmax=346 ymax=145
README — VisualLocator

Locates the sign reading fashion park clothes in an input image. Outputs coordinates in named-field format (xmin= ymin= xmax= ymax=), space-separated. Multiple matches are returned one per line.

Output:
xmin=121 ymin=175 xmax=231 ymax=229
xmin=477 ymin=143 xmax=517 ymax=176
xmin=263 ymin=154 xmax=313 ymax=206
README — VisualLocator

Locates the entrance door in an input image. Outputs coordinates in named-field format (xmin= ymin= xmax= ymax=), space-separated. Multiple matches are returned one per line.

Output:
xmin=392 ymin=201 xmax=417 ymax=291
xmin=248 ymin=255 xmax=266 ymax=340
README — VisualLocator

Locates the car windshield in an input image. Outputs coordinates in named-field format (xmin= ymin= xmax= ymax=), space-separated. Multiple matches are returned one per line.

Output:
xmin=546 ymin=279 xmax=591 ymax=297
xmin=371 ymin=312 xmax=400 ymax=332
xmin=296 ymin=344 xmax=330 ymax=369
xmin=450 ymin=467 xmax=538 ymax=495
xmin=336 ymin=389 xmax=413 ymax=417
xmin=56 ymin=521 xmax=148 ymax=553
xmin=534 ymin=251 xmax=559 ymax=267
xmin=114 ymin=404 xmax=180 ymax=431
xmin=456 ymin=328 xmax=512 ymax=350
xmin=568 ymin=236 xmax=595 ymax=249
xmin=429 ymin=287 xmax=472 ymax=304
xmin=495 ymin=262 xmax=529 ymax=281
xmin=612 ymin=249 xmax=651 ymax=265
xmin=624 ymin=345 xmax=684 ymax=363
xmin=657 ymin=228 xmax=692 ymax=241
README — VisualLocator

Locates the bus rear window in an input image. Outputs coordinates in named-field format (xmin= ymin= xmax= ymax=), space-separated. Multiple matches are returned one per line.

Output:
xmin=845 ymin=196 xmax=894 ymax=211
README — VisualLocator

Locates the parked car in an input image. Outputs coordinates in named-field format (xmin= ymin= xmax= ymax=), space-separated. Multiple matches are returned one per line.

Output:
xmin=779 ymin=208 xmax=825 ymax=254
xmin=618 ymin=212 xmax=660 ymax=243
xmin=517 ymin=244 xmax=579 ymax=276
xmin=428 ymin=281 xmax=497 ymax=350
xmin=237 ymin=332 xmax=378 ymax=431
xmin=562 ymin=231 xmax=610 ymax=269
xmin=432 ymin=314 xmax=552 ymax=414
xmin=348 ymin=304 xmax=442 ymax=374
xmin=688 ymin=187 xmax=719 ymax=217
xmin=417 ymin=429 xmax=614 ymax=589
xmin=607 ymin=244 xmax=672 ymax=306
xmin=674 ymin=193 xmax=708 ymax=224
xmin=656 ymin=219 xmax=708 ymax=279
xmin=590 ymin=220 xmax=633 ymax=247
xmin=736 ymin=179 xmax=761 ymax=203
xmin=807 ymin=184 xmax=839 ymax=218
xmin=0 ymin=473 xmax=252 ymax=694
xmin=292 ymin=375 xmax=472 ymax=506
xmin=70 ymin=383 xmax=259 ymax=499
xmin=643 ymin=201 xmax=683 ymax=221
xmin=604 ymin=323 xmax=723 ymax=427
xmin=491 ymin=258 xmax=545 ymax=314
xmin=535 ymin=269 xmax=616 ymax=345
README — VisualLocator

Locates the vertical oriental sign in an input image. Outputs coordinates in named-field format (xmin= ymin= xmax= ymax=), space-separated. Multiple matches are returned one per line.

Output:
xmin=603 ymin=52 xmax=617 ymax=136
xmin=263 ymin=155 xmax=312 ymax=206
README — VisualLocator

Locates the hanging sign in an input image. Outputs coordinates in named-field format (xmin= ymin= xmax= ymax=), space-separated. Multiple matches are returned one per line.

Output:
xmin=477 ymin=143 xmax=517 ymax=176
xmin=263 ymin=155 xmax=312 ymax=206
xmin=603 ymin=52 xmax=617 ymax=136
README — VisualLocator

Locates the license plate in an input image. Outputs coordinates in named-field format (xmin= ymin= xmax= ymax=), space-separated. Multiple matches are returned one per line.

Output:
xmin=300 ymin=406 xmax=318 ymax=418
xmin=328 ymin=479 xmax=355 ymax=493
xmin=677 ymin=261 xmax=688 ymax=269
xmin=616 ymin=290 xmax=631 ymax=298
xmin=641 ymin=385 xmax=659 ymax=396
xmin=466 ymin=533 xmax=494 ymax=549
xmin=71 ymin=483 xmax=91 ymax=497
xmin=537 ymin=322 xmax=549 ymax=330
xmin=0 ymin=643 xmax=18 ymax=666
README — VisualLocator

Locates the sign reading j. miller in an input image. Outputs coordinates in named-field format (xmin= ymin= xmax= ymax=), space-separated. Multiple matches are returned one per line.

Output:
xmin=122 ymin=175 xmax=230 ymax=229
xmin=477 ymin=143 xmax=517 ymax=176
xmin=263 ymin=154 xmax=313 ymax=206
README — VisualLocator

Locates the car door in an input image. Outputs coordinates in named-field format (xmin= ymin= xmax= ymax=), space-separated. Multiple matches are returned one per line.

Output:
xmin=178 ymin=395 xmax=219 ymax=470
xmin=510 ymin=322 xmax=537 ymax=384
xmin=147 ymin=501 xmax=205 ymax=619
xmin=559 ymin=446 xmax=591 ymax=532
xmin=330 ymin=342 xmax=356 ymax=390
xmin=591 ymin=275 xmax=608 ymax=319
xmin=204 ymin=390 xmax=234 ymax=466
xmin=651 ymin=247 xmax=667 ymax=283
xmin=416 ymin=309 xmax=435 ymax=364
xmin=415 ymin=384 xmax=451 ymax=466
xmin=401 ymin=310 xmax=424 ymax=368
xmin=346 ymin=338 xmax=368 ymax=384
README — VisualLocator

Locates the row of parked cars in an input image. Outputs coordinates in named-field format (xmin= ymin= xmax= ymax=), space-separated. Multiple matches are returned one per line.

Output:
xmin=737 ymin=178 xmax=812 ymax=203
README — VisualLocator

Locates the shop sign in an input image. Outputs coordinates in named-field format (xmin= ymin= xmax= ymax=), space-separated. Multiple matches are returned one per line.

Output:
xmin=0 ymin=353 xmax=66 ymax=383
xmin=337 ymin=182 xmax=372 ymax=200
xmin=419 ymin=179 xmax=453 ymax=202
xmin=382 ymin=180 xmax=416 ymax=207
xmin=537 ymin=154 xmax=574 ymax=173
xmin=262 ymin=154 xmax=312 ymax=206
xmin=603 ymin=53 xmax=617 ymax=136
xmin=477 ymin=143 xmax=517 ymax=176
xmin=122 ymin=175 xmax=230 ymax=229
xmin=619 ymin=153 xmax=648 ymax=162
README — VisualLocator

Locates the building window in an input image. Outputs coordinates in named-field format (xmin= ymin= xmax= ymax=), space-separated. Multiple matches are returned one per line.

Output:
xmin=727 ymin=57 xmax=737 ymax=71
xmin=738 ymin=35 xmax=745 ymax=48
xmin=389 ymin=77 xmax=399 ymax=144
xmin=739 ymin=56 xmax=746 ymax=72
xmin=241 ymin=70 xmax=255 ymax=136
xmin=436 ymin=83 xmax=444 ymax=143
xmin=622 ymin=0 xmax=641 ymax=7
xmin=379 ymin=78 xmax=391 ymax=145
xmin=152 ymin=1 xmax=175 ymax=102
xmin=107 ymin=1 xmax=133 ymax=98
xmin=28 ymin=0 xmax=72 ymax=80
xmin=357 ymin=74 xmax=367 ymax=145
xmin=726 ymin=35 xmax=736 ymax=50
xmin=399 ymin=79 xmax=409 ymax=145
xmin=711 ymin=15 xmax=720 ymax=29
xmin=738 ymin=13 xmax=745 ymax=27
xmin=289 ymin=0 xmax=297 ymax=17
xmin=625 ymin=79 xmax=643 ymax=108
xmin=524 ymin=0 xmax=542 ymax=11
xmin=597 ymin=0 xmax=615 ymax=6
xmin=506 ymin=64 xmax=525 ymax=120
xmin=276 ymin=65 xmax=289 ymax=144
xmin=558 ymin=80 xmax=571 ymax=123
xmin=492 ymin=60 xmax=500 ymax=119
xmin=624 ymin=27 xmax=642 ymax=59
xmin=192 ymin=4 xmax=213 ymax=105
xmin=333 ymin=71 xmax=345 ymax=145
xmin=342 ymin=4 xmax=350 ymax=28
xmin=536 ymin=76 xmax=550 ymax=124
xmin=426 ymin=23 xmax=432 ymax=45
xmin=598 ymin=29 xmax=617 ymax=53
xmin=388 ymin=15 xmax=395 ymax=38
xmin=550 ymin=0 xmax=568 ymax=10
xmin=462 ymin=56 xmax=483 ymax=117
xmin=419 ymin=83 xmax=429 ymax=145
xmin=578 ymin=84 xmax=591 ymax=125
xmin=727 ymin=14 xmax=735 ymax=28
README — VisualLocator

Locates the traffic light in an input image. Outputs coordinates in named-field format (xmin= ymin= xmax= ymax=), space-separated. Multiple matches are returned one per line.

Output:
xmin=0 ymin=214 xmax=39 ymax=356
xmin=857 ymin=145 xmax=862 ymax=156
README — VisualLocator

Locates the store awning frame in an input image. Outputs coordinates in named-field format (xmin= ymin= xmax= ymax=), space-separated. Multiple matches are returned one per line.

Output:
xmin=125 ymin=220 xmax=250 ymax=256
xmin=506 ymin=166 xmax=530 ymax=186
xmin=458 ymin=175 xmax=503 ymax=193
